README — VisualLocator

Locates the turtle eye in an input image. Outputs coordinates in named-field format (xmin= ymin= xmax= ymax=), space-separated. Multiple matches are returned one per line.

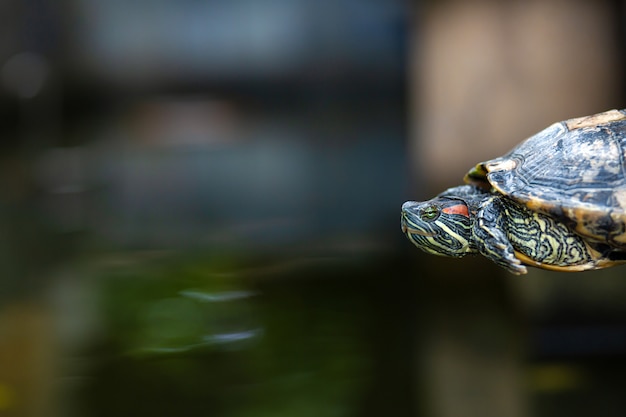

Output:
xmin=420 ymin=206 xmax=440 ymax=221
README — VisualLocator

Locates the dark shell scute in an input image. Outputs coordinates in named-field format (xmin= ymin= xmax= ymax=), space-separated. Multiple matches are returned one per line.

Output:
xmin=488 ymin=119 xmax=626 ymax=205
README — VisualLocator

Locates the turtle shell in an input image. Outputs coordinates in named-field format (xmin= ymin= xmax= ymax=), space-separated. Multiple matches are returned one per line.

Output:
xmin=466 ymin=109 xmax=626 ymax=247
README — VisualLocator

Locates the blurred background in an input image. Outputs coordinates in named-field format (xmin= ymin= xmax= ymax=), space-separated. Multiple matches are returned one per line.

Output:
xmin=1 ymin=1 xmax=626 ymax=416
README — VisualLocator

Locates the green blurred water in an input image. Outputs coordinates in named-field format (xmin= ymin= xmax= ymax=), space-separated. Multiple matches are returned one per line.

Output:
xmin=61 ymin=252 xmax=418 ymax=417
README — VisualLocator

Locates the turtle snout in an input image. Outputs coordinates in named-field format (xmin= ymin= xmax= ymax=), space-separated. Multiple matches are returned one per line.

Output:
xmin=401 ymin=201 xmax=420 ymax=233
xmin=401 ymin=201 xmax=420 ymax=213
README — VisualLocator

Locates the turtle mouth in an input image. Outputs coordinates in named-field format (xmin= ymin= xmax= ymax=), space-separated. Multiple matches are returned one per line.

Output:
xmin=401 ymin=222 xmax=437 ymax=237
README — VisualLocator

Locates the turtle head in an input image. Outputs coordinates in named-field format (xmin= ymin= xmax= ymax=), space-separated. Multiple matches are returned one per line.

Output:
xmin=401 ymin=197 xmax=474 ymax=258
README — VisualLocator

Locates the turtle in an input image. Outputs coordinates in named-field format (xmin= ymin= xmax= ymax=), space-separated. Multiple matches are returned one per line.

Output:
xmin=401 ymin=109 xmax=626 ymax=275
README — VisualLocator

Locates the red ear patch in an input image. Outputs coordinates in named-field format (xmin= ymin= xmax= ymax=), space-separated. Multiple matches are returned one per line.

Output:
xmin=442 ymin=204 xmax=469 ymax=217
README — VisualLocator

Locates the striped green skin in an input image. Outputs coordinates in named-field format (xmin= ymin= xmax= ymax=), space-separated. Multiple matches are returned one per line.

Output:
xmin=401 ymin=185 xmax=596 ymax=272
xmin=401 ymin=199 xmax=475 ymax=258
xmin=499 ymin=198 xmax=592 ymax=266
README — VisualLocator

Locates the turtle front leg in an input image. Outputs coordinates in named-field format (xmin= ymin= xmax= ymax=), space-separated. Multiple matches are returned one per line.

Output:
xmin=473 ymin=196 xmax=527 ymax=275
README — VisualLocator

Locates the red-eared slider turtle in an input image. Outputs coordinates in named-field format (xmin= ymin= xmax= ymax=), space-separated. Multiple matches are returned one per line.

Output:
xmin=401 ymin=109 xmax=626 ymax=275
